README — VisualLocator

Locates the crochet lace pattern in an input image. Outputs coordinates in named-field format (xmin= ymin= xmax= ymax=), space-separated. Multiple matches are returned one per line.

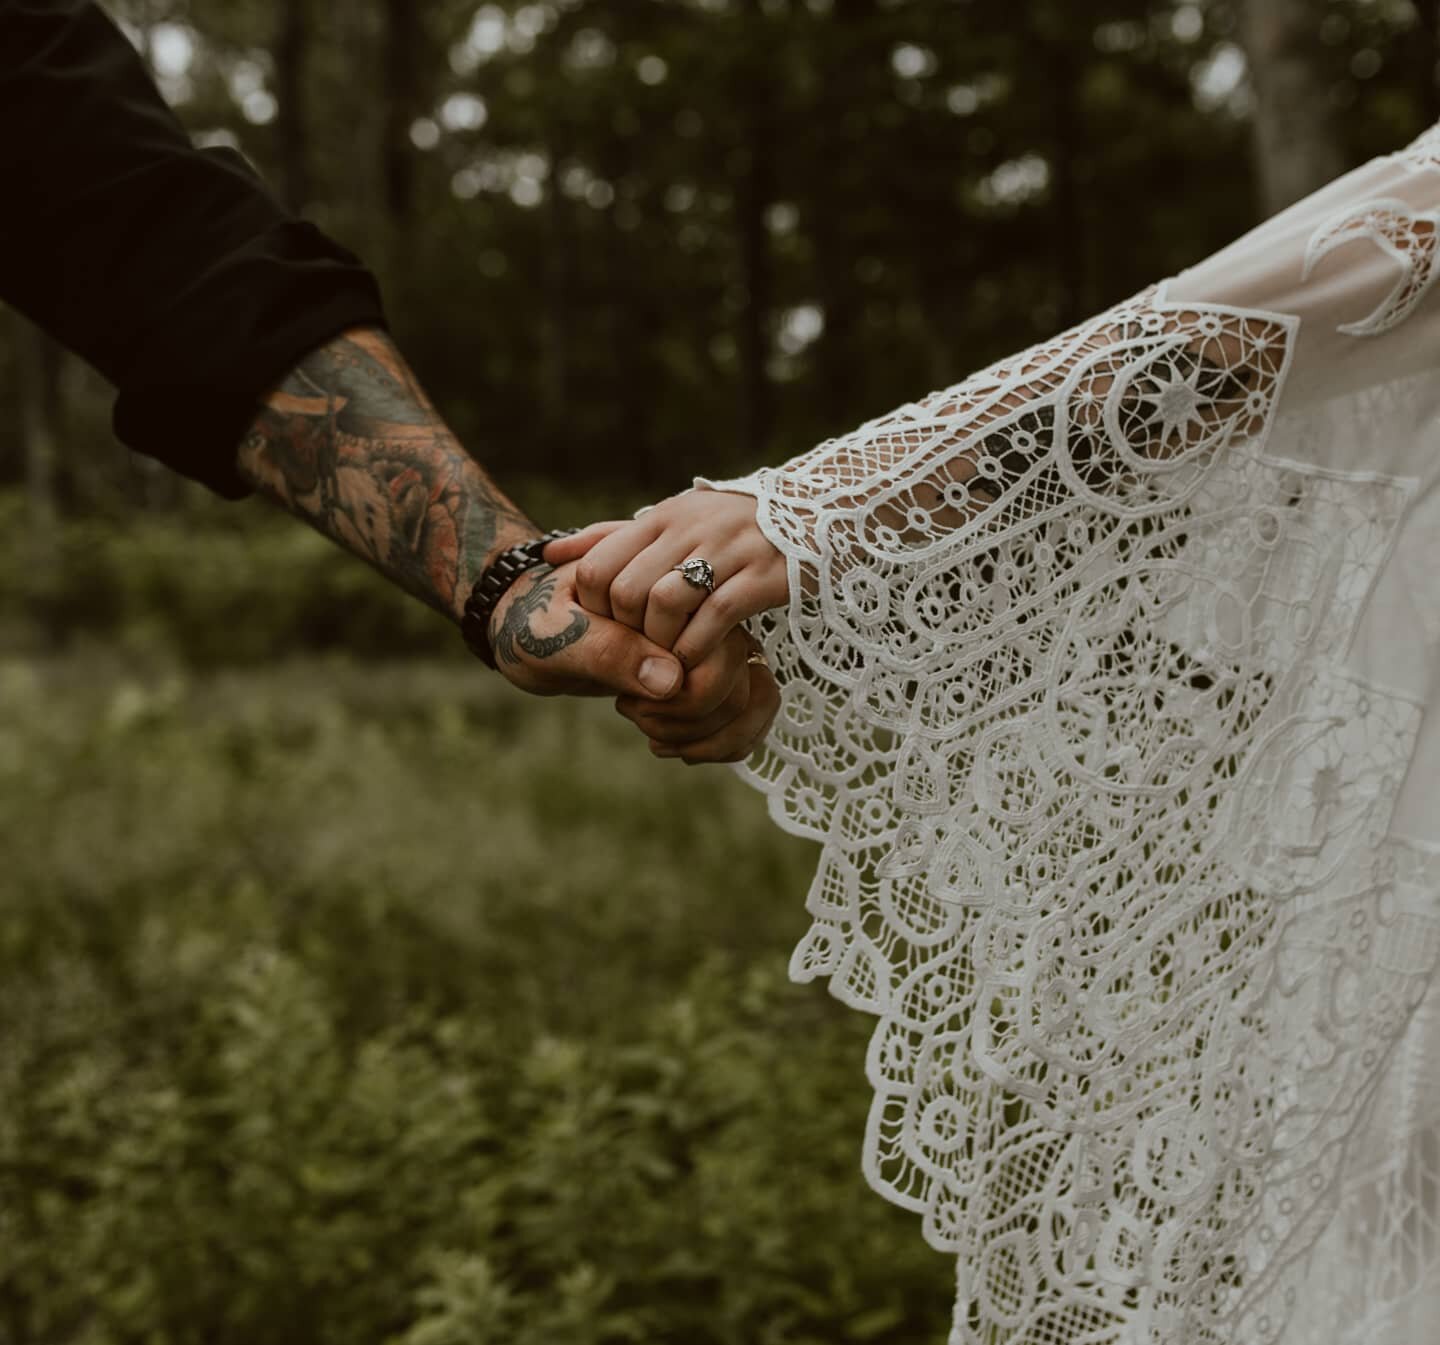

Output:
xmin=708 ymin=127 xmax=1440 ymax=1344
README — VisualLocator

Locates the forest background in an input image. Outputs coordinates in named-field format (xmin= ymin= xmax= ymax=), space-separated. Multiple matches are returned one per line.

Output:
xmin=0 ymin=2 xmax=1433 ymax=1342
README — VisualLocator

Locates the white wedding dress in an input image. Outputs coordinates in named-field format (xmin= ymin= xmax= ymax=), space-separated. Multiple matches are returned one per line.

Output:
xmin=704 ymin=125 xmax=1440 ymax=1344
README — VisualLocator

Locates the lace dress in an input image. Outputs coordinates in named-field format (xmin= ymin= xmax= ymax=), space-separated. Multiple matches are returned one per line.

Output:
xmin=702 ymin=125 xmax=1440 ymax=1344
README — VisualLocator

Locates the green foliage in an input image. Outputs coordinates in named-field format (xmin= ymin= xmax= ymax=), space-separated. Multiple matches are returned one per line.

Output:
xmin=0 ymin=655 xmax=954 ymax=1342
xmin=0 ymin=482 xmax=648 ymax=663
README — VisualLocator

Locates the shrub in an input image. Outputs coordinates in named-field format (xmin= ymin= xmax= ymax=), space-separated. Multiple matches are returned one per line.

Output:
xmin=0 ymin=657 xmax=954 ymax=1342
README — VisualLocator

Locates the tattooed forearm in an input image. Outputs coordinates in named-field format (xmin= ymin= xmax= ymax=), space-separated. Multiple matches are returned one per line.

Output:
xmin=235 ymin=327 xmax=535 ymax=622
xmin=490 ymin=566 xmax=589 ymax=666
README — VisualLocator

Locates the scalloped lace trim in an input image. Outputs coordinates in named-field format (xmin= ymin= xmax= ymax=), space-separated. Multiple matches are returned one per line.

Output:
xmin=711 ymin=276 xmax=1440 ymax=1343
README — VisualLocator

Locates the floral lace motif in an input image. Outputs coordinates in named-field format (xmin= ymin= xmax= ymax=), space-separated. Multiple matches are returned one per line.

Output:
xmin=1304 ymin=199 xmax=1440 ymax=336
xmin=727 ymin=285 xmax=1438 ymax=1343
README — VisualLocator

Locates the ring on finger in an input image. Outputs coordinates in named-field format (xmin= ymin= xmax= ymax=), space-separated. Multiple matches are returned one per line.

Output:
xmin=674 ymin=557 xmax=717 ymax=593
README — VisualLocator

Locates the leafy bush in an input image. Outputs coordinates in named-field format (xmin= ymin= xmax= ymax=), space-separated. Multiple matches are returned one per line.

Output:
xmin=0 ymin=657 xmax=954 ymax=1343
xmin=0 ymin=481 xmax=652 ymax=666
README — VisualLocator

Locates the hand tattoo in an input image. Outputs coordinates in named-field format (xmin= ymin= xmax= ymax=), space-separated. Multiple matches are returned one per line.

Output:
xmin=235 ymin=328 xmax=535 ymax=622
xmin=490 ymin=567 xmax=590 ymax=665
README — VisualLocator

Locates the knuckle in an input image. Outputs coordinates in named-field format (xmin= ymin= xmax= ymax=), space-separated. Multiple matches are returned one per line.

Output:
xmin=650 ymin=583 xmax=687 ymax=615
xmin=609 ymin=577 xmax=646 ymax=615
xmin=576 ymin=555 xmax=608 ymax=595
xmin=707 ymin=589 xmax=740 ymax=622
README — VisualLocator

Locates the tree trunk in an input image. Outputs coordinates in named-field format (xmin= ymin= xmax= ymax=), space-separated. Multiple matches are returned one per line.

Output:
xmin=380 ymin=0 xmax=421 ymax=289
xmin=535 ymin=25 xmax=574 ymax=474
xmin=1238 ymin=0 xmax=1346 ymax=216
xmin=274 ymin=0 xmax=310 ymax=212
xmin=1042 ymin=15 xmax=1086 ymax=329
xmin=329 ymin=0 xmax=381 ymax=266
xmin=1415 ymin=0 xmax=1440 ymax=128
xmin=539 ymin=163 xmax=574 ymax=470
xmin=12 ymin=314 xmax=62 ymax=642
xmin=809 ymin=0 xmax=877 ymax=427
xmin=735 ymin=0 xmax=775 ymax=459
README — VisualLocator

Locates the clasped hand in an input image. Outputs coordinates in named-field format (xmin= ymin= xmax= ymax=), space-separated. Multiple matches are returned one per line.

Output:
xmin=487 ymin=491 xmax=788 ymax=763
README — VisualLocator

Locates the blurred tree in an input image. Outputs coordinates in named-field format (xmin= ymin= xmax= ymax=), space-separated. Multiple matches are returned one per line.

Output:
xmin=534 ymin=21 xmax=574 ymax=470
xmin=1238 ymin=0 xmax=1346 ymax=214
xmin=1033 ymin=1 xmax=1091 ymax=330
xmin=273 ymin=0 xmax=311 ymax=210
xmin=10 ymin=314 xmax=61 ymax=640
xmin=4 ymin=0 xmax=1439 ymax=511
xmin=804 ymin=0 xmax=879 ymax=435
xmin=381 ymin=0 xmax=424 ymax=286
xmin=734 ymin=0 xmax=776 ymax=460
xmin=1414 ymin=0 xmax=1440 ymax=124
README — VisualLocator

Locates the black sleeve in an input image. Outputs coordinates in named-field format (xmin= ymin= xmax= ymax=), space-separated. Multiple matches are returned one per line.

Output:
xmin=0 ymin=0 xmax=387 ymax=497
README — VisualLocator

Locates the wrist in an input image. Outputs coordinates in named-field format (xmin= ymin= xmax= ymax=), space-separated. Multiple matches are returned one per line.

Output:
xmin=448 ymin=519 xmax=541 ymax=625
xmin=461 ymin=529 xmax=577 ymax=667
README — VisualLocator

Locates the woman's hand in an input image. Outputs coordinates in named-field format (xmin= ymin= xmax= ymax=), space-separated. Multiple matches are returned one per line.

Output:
xmin=543 ymin=490 xmax=788 ymax=669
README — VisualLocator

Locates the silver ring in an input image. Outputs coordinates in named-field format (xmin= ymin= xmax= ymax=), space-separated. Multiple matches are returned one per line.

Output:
xmin=674 ymin=557 xmax=716 ymax=593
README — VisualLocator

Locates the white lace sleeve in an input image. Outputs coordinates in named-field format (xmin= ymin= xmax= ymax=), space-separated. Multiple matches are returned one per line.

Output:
xmin=703 ymin=126 xmax=1440 ymax=1345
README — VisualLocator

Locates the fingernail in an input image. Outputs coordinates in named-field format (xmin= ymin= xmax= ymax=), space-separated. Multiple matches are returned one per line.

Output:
xmin=639 ymin=657 xmax=681 ymax=696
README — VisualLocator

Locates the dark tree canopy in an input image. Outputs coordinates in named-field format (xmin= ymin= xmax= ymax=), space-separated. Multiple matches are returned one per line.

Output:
xmin=2 ymin=0 xmax=1436 ymax=505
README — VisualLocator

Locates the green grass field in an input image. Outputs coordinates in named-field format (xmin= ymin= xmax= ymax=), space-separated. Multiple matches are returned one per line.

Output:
xmin=0 ymin=651 xmax=955 ymax=1344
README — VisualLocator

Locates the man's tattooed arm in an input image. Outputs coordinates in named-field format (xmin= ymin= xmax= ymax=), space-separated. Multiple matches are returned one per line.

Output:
xmin=235 ymin=327 xmax=536 ymax=622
